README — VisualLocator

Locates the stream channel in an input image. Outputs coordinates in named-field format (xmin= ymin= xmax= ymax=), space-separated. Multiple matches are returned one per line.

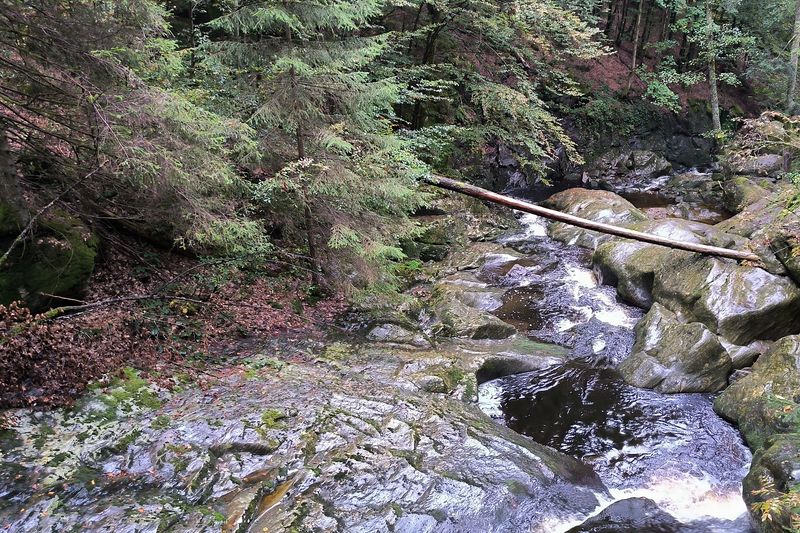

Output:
xmin=475 ymin=178 xmax=753 ymax=532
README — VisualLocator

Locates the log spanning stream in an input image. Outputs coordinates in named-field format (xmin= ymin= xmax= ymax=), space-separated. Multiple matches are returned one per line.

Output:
xmin=424 ymin=175 xmax=762 ymax=263
xmin=475 ymin=205 xmax=754 ymax=532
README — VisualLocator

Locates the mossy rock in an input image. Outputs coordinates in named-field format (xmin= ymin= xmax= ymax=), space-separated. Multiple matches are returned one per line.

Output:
xmin=401 ymin=216 xmax=465 ymax=263
xmin=715 ymin=335 xmax=800 ymax=450
xmin=542 ymin=188 xmax=647 ymax=249
xmin=742 ymin=433 xmax=800 ymax=533
xmin=593 ymin=218 xmax=746 ymax=310
xmin=715 ymin=336 xmax=800 ymax=530
xmin=618 ymin=303 xmax=731 ymax=393
xmin=0 ymin=201 xmax=23 ymax=237
xmin=430 ymin=282 xmax=515 ymax=340
xmin=722 ymin=176 xmax=769 ymax=213
xmin=652 ymin=254 xmax=800 ymax=346
xmin=0 ymin=210 xmax=98 ymax=310
xmin=767 ymin=221 xmax=800 ymax=285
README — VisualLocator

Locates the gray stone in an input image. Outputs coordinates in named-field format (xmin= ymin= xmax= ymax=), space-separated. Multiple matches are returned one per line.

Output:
xmin=729 ymin=154 xmax=785 ymax=177
xmin=367 ymin=323 xmax=431 ymax=348
xmin=743 ymin=434 xmax=800 ymax=533
xmin=592 ymin=218 xmax=741 ymax=309
xmin=566 ymin=497 xmax=686 ymax=533
xmin=618 ymin=304 xmax=731 ymax=393
xmin=715 ymin=335 xmax=800 ymax=450
xmin=721 ymin=176 xmax=770 ymax=213
xmin=415 ymin=375 xmax=448 ymax=393
xmin=586 ymin=149 xmax=672 ymax=184
xmin=542 ymin=188 xmax=647 ymax=249
xmin=715 ymin=336 xmax=800 ymax=531
xmin=430 ymin=281 xmax=516 ymax=340
xmin=653 ymin=255 xmax=800 ymax=346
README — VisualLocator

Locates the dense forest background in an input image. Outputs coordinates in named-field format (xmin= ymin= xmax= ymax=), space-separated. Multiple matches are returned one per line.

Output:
xmin=2 ymin=0 xmax=800 ymax=405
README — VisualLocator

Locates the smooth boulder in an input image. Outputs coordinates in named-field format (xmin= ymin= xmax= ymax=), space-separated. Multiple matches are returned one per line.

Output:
xmin=430 ymin=280 xmax=516 ymax=340
xmin=715 ymin=336 xmax=800 ymax=531
xmin=0 ymin=210 xmax=98 ymax=310
xmin=715 ymin=335 xmax=800 ymax=449
xmin=543 ymin=188 xmax=647 ymax=249
xmin=618 ymin=304 xmax=731 ymax=393
xmin=566 ymin=497 xmax=686 ymax=533
xmin=592 ymin=218 xmax=734 ymax=309
xmin=653 ymin=255 xmax=800 ymax=346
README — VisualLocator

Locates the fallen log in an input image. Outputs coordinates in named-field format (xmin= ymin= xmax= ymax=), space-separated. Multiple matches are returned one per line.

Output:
xmin=422 ymin=175 xmax=763 ymax=264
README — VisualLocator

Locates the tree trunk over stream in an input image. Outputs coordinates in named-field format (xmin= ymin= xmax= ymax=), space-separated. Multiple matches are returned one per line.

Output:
xmin=422 ymin=175 xmax=762 ymax=264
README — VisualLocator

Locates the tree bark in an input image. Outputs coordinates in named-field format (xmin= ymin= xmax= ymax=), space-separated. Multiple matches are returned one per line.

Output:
xmin=0 ymin=129 xmax=28 ymax=231
xmin=706 ymin=0 xmax=722 ymax=132
xmin=787 ymin=0 xmax=800 ymax=113
xmin=422 ymin=175 xmax=762 ymax=263
xmin=639 ymin=0 xmax=654 ymax=56
xmin=605 ymin=0 xmax=618 ymax=37
xmin=626 ymin=0 xmax=645 ymax=94
xmin=617 ymin=0 xmax=631 ymax=46
xmin=289 ymin=62 xmax=323 ymax=289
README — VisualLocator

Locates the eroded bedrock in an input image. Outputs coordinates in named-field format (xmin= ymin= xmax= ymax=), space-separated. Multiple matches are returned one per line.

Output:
xmin=715 ymin=336 xmax=800 ymax=533
xmin=0 ymin=341 xmax=607 ymax=533
xmin=542 ymin=187 xmax=800 ymax=394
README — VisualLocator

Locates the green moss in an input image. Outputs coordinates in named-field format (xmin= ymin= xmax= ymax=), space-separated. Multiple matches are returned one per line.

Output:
xmin=32 ymin=423 xmax=56 ymax=449
xmin=260 ymin=409 xmax=286 ymax=429
xmin=72 ymin=464 xmax=103 ymax=488
xmin=150 ymin=415 xmax=171 ymax=429
xmin=0 ymin=210 xmax=99 ymax=309
xmin=0 ymin=201 xmax=22 ymax=236
xmin=115 ymin=429 xmax=142 ymax=451
xmin=84 ymin=367 xmax=162 ymax=421
xmin=462 ymin=375 xmax=477 ymax=400
xmin=505 ymin=479 xmax=529 ymax=496
xmin=444 ymin=366 xmax=464 ymax=388
xmin=320 ymin=342 xmax=351 ymax=362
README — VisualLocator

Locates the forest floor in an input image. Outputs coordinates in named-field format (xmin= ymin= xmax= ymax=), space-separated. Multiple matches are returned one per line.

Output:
xmin=0 ymin=237 xmax=347 ymax=409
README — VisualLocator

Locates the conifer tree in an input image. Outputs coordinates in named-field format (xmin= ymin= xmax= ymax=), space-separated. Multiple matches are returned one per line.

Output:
xmin=204 ymin=1 xmax=426 ymax=292
xmin=787 ymin=0 xmax=800 ymax=112
xmin=388 ymin=0 xmax=604 ymax=181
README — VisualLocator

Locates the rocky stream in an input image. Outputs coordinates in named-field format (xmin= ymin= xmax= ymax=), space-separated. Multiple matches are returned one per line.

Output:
xmin=3 ymin=133 xmax=800 ymax=532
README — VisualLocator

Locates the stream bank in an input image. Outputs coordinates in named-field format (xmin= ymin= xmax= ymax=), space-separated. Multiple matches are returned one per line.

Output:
xmin=2 ymin=116 xmax=800 ymax=532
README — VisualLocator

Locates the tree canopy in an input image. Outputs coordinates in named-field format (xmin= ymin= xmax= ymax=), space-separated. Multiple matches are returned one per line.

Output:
xmin=2 ymin=0 xmax=800 ymax=295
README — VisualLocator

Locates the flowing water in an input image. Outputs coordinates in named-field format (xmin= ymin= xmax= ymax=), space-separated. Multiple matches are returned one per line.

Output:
xmin=478 ymin=209 xmax=753 ymax=532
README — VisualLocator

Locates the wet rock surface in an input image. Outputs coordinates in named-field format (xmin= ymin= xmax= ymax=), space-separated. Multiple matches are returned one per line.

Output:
xmin=6 ymin=155 xmax=798 ymax=532
xmin=540 ymin=187 xmax=798 ymax=394
xmin=619 ymin=303 xmax=731 ymax=393
xmin=0 ymin=340 xmax=606 ymax=533
xmin=477 ymin=210 xmax=752 ymax=530
xmin=565 ymin=497 xmax=687 ymax=533
xmin=585 ymin=149 xmax=673 ymax=186
xmin=429 ymin=277 xmax=516 ymax=340
xmin=542 ymin=188 xmax=647 ymax=249
xmin=592 ymin=217 xmax=737 ymax=309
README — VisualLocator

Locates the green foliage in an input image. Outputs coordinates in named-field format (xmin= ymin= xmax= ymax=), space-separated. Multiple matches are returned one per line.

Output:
xmin=751 ymin=477 xmax=800 ymax=531
xmin=0 ymin=0 xmax=268 ymax=256
xmin=567 ymin=92 xmax=653 ymax=142
xmin=200 ymin=0 xmax=433 ymax=294
xmin=386 ymin=0 xmax=605 ymax=181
